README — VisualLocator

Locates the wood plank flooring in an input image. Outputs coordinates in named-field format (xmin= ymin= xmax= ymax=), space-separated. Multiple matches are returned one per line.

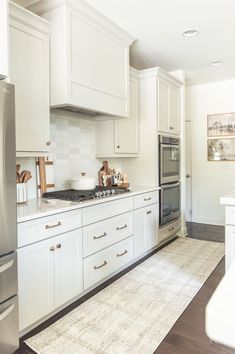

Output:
xmin=15 ymin=223 xmax=235 ymax=354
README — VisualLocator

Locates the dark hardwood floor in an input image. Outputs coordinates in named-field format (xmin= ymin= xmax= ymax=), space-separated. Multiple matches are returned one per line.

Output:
xmin=15 ymin=223 xmax=234 ymax=354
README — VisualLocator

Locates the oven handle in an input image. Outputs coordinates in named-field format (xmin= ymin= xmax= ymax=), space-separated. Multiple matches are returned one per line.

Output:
xmin=161 ymin=144 xmax=180 ymax=149
xmin=161 ymin=182 xmax=180 ymax=189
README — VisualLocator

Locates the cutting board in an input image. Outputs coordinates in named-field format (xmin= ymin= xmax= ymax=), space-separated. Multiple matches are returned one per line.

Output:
xmin=36 ymin=157 xmax=55 ymax=197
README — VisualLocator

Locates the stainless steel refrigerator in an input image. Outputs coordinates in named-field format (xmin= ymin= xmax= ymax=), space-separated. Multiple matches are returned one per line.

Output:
xmin=0 ymin=81 xmax=19 ymax=353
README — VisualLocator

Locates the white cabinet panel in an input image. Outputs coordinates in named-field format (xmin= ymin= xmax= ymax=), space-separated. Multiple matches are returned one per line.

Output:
xmin=158 ymin=78 xmax=169 ymax=133
xmin=18 ymin=238 xmax=54 ymax=331
xmin=134 ymin=204 xmax=158 ymax=258
xmin=54 ymin=229 xmax=83 ymax=308
xmin=169 ymin=84 xmax=180 ymax=134
xmin=83 ymin=211 xmax=133 ymax=257
xmin=9 ymin=3 xmax=50 ymax=154
xmin=0 ymin=0 xmax=8 ymax=79
xmin=41 ymin=3 xmax=133 ymax=117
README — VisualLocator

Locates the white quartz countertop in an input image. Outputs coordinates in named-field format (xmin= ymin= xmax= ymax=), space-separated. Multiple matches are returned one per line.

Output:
xmin=17 ymin=186 xmax=160 ymax=223
xmin=220 ymin=190 xmax=235 ymax=206
xmin=206 ymin=261 xmax=235 ymax=349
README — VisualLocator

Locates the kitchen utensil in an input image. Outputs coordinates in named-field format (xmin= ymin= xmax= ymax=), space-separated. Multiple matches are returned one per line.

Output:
xmin=19 ymin=170 xmax=28 ymax=183
xmin=70 ymin=173 xmax=96 ymax=190
xmin=23 ymin=171 xmax=32 ymax=183
xmin=38 ymin=157 xmax=47 ymax=195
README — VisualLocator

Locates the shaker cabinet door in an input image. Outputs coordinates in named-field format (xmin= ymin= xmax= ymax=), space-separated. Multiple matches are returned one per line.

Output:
xmin=0 ymin=0 xmax=8 ymax=79
xmin=9 ymin=7 xmax=50 ymax=154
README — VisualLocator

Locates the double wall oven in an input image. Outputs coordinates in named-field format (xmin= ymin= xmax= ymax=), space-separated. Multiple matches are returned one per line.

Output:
xmin=159 ymin=135 xmax=180 ymax=229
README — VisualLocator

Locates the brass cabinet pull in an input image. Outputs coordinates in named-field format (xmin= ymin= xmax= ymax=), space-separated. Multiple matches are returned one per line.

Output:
xmin=116 ymin=145 xmax=120 ymax=149
xmin=144 ymin=197 xmax=152 ymax=201
xmin=146 ymin=210 xmax=152 ymax=215
xmin=94 ymin=260 xmax=107 ymax=270
xmin=169 ymin=126 xmax=174 ymax=130
xmin=168 ymin=227 xmax=174 ymax=232
xmin=93 ymin=232 xmax=107 ymax=240
xmin=45 ymin=221 xmax=62 ymax=230
xmin=116 ymin=224 xmax=127 ymax=231
xmin=56 ymin=244 xmax=61 ymax=249
xmin=46 ymin=141 xmax=51 ymax=146
xmin=50 ymin=246 xmax=55 ymax=251
xmin=117 ymin=249 xmax=128 ymax=257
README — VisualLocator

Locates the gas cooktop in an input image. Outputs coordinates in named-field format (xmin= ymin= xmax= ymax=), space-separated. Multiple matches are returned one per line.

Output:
xmin=42 ymin=186 xmax=130 ymax=202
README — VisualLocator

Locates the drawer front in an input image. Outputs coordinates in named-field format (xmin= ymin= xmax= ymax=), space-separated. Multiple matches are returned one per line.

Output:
xmin=159 ymin=219 xmax=180 ymax=243
xmin=18 ymin=210 xmax=82 ymax=248
xmin=83 ymin=212 xmax=133 ymax=257
xmin=134 ymin=191 xmax=158 ymax=209
xmin=82 ymin=197 xmax=133 ymax=226
xmin=226 ymin=207 xmax=235 ymax=225
xmin=84 ymin=236 xmax=133 ymax=290
xmin=225 ymin=225 xmax=235 ymax=271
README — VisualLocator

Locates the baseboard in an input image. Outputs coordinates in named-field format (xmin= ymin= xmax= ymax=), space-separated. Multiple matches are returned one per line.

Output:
xmin=192 ymin=217 xmax=225 ymax=226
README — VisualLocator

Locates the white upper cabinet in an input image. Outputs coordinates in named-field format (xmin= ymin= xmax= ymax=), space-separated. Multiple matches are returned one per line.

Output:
xmin=96 ymin=69 xmax=139 ymax=157
xmin=9 ymin=2 xmax=50 ymax=155
xmin=32 ymin=0 xmax=134 ymax=117
xmin=0 ymin=0 xmax=8 ymax=79
xmin=157 ymin=73 xmax=181 ymax=136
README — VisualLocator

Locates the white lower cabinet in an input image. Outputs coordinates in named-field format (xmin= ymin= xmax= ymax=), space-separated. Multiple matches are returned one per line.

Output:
xmin=134 ymin=204 xmax=159 ymax=258
xmin=84 ymin=236 xmax=134 ymax=290
xmin=18 ymin=229 xmax=83 ymax=331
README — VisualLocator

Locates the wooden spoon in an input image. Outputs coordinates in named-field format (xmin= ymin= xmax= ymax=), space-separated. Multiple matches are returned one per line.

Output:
xmin=23 ymin=171 xmax=32 ymax=183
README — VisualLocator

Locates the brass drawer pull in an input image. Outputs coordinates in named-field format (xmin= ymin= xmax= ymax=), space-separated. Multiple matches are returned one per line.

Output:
xmin=144 ymin=197 xmax=152 ymax=201
xmin=117 ymin=250 xmax=128 ymax=257
xmin=168 ymin=227 xmax=174 ymax=232
xmin=56 ymin=244 xmax=61 ymax=249
xmin=94 ymin=260 xmax=107 ymax=270
xmin=146 ymin=210 xmax=152 ymax=215
xmin=50 ymin=246 xmax=55 ymax=252
xmin=116 ymin=224 xmax=127 ymax=231
xmin=169 ymin=126 xmax=174 ymax=130
xmin=93 ymin=232 xmax=107 ymax=240
xmin=45 ymin=221 xmax=62 ymax=229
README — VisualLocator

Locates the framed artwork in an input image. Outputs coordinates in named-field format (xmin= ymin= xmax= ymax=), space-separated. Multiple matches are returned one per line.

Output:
xmin=207 ymin=112 xmax=235 ymax=137
xmin=208 ymin=138 xmax=235 ymax=161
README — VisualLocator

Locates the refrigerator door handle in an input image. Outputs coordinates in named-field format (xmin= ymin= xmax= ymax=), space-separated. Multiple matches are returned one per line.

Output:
xmin=0 ymin=304 xmax=15 ymax=322
xmin=0 ymin=259 xmax=14 ymax=274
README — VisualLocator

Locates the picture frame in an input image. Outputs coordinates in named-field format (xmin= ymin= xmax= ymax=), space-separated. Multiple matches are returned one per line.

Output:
xmin=207 ymin=112 xmax=235 ymax=137
xmin=208 ymin=138 xmax=235 ymax=161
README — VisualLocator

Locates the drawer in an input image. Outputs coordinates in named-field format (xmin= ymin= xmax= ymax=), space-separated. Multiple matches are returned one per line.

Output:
xmin=225 ymin=225 xmax=235 ymax=271
xmin=18 ymin=209 xmax=82 ymax=248
xmin=0 ymin=252 xmax=17 ymax=304
xmin=82 ymin=197 xmax=133 ymax=226
xmin=83 ymin=212 xmax=133 ymax=257
xmin=134 ymin=191 xmax=158 ymax=209
xmin=159 ymin=219 xmax=180 ymax=243
xmin=84 ymin=236 xmax=133 ymax=290
xmin=226 ymin=207 xmax=235 ymax=225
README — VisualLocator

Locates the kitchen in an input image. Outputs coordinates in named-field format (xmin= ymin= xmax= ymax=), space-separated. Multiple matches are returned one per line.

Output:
xmin=0 ymin=0 xmax=235 ymax=353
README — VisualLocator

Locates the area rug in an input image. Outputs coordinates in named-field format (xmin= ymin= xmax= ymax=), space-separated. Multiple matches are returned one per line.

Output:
xmin=25 ymin=238 xmax=224 ymax=354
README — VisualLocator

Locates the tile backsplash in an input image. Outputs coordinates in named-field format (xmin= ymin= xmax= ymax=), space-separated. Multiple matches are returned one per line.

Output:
xmin=17 ymin=110 xmax=123 ymax=199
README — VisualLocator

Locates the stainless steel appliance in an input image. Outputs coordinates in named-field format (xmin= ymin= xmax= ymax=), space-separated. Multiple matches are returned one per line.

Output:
xmin=159 ymin=135 xmax=180 ymax=184
xmin=43 ymin=186 xmax=130 ymax=202
xmin=0 ymin=81 xmax=19 ymax=354
xmin=159 ymin=182 xmax=180 ymax=226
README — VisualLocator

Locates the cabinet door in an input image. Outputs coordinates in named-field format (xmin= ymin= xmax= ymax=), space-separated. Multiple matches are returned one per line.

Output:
xmin=9 ymin=19 xmax=50 ymax=153
xmin=54 ymin=229 xmax=83 ymax=308
xmin=115 ymin=75 xmax=139 ymax=154
xmin=0 ymin=0 xmax=8 ymax=78
xmin=158 ymin=77 xmax=169 ymax=133
xmin=18 ymin=239 xmax=54 ymax=331
xmin=169 ymin=84 xmax=180 ymax=135
xmin=134 ymin=204 xmax=158 ymax=258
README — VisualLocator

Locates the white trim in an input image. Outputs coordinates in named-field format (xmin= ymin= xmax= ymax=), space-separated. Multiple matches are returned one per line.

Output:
xmin=192 ymin=216 xmax=225 ymax=226
xmin=9 ymin=1 xmax=51 ymax=34
xmin=27 ymin=0 xmax=135 ymax=45
xmin=138 ymin=66 xmax=183 ymax=86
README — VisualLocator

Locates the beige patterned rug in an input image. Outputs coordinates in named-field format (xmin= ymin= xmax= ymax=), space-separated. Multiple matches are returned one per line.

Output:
xmin=26 ymin=238 xmax=224 ymax=354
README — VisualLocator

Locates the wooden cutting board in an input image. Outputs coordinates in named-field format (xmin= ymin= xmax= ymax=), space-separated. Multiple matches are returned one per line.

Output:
xmin=36 ymin=157 xmax=55 ymax=197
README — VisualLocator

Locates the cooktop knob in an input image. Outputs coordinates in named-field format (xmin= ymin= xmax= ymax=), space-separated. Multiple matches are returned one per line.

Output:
xmin=111 ymin=189 xmax=115 ymax=195
xmin=106 ymin=190 xmax=111 ymax=196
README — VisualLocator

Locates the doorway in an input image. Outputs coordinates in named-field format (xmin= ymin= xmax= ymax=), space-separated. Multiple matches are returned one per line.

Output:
xmin=185 ymin=121 xmax=192 ymax=222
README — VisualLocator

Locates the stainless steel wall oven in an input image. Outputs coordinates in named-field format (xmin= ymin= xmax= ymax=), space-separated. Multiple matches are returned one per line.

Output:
xmin=159 ymin=182 xmax=180 ymax=226
xmin=159 ymin=135 xmax=180 ymax=184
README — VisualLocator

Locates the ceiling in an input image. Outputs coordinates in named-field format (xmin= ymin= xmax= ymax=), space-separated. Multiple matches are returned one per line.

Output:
xmin=13 ymin=0 xmax=235 ymax=85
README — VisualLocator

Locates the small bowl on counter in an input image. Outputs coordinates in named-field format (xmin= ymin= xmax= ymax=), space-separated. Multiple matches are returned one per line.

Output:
xmin=70 ymin=173 xmax=96 ymax=190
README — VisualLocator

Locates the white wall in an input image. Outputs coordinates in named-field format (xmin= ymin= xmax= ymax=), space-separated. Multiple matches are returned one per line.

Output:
xmin=186 ymin=79 xmax=235 ymax=225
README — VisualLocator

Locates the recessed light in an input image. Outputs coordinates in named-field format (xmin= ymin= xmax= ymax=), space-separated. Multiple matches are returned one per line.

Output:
xmin=211 ymin=61 xmax=223 ymax=66
xmin=182 ymin=29 xmax=199 ymax=37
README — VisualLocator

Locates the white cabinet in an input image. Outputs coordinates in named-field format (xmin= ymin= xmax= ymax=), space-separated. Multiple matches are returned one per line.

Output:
xmin=225 ymin=206 xmax=235 ymax=271
xmin=9 ymin=2 xmax=50 ymax=155
xmin=18 ymin=229 xmax=83 ymax=331
xmin=96 ymin=70 xmax=139 ymax=157
xmin=134 ymin=203 xmax=159 ymax=258
xmin=157 ymin=76 xmax=181 ymax=135
xmin=37 ymin=0 xmax=134 ymax=117
xmin=0 ymin=0 xmax=8 ymax=79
